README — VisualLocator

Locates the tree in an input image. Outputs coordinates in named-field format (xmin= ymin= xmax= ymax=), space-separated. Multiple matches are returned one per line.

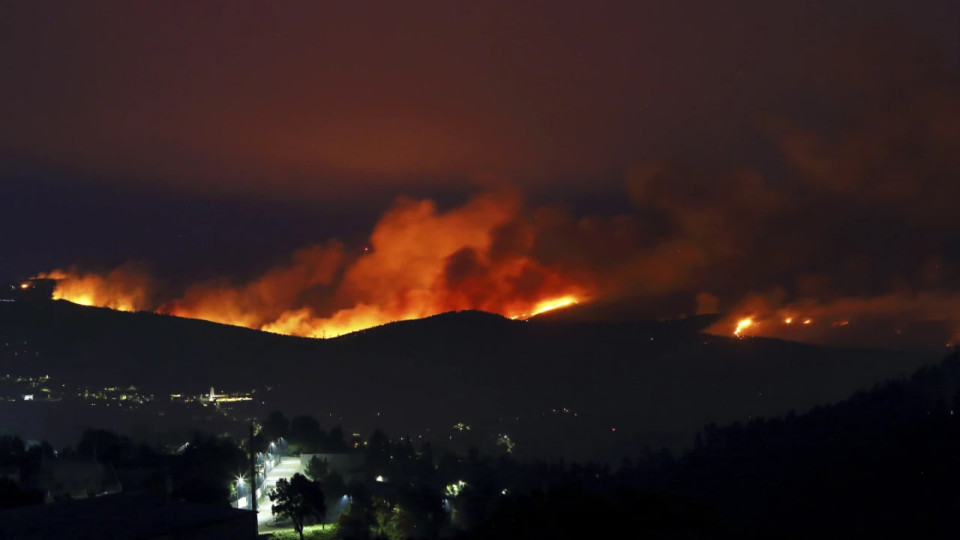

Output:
xmin=172 ymin=434 xmax=247 ymax=505
xmin=396 ymin=483 xmax=446 ymax=539
xmin=305 ymin=455 xmax=329 ymax=481
xmin=326 ymin=425 xmax=346 ymax=452
xmin=369 ymin=497 xmax=392 ymax=539
xmin=289 ymin=416 xmax=325 ymax=453
xmin=262 ymin=410 xmax=289 ymax=442
xmin=269 ymin=473 xmax=326 ymax=540
xmin=77 ymin=429 xmax=135 ymax=465
xmin=0 ymin=435 xmax=26 ymax=466
xmin=338 ymin=486 xmax=375 ymax=540
xmin=322 ymin=470 xmax=347 ymax=500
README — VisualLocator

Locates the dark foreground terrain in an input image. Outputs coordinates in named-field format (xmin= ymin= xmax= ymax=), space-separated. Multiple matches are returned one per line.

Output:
xmin=0 ymin=299 xmax=937 ymax=461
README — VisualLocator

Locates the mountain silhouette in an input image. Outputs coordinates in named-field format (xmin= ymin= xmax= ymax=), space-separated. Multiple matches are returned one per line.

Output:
xmin=0 ymin=299 xmax=939 ymax=461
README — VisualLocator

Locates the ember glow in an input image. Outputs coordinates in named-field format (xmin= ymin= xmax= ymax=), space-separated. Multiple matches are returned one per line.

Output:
xmin=702 ymin=289 xmax=960 ymax=349
xmin=730 ymin=314 xmax=820 ymax=338
xmin=39 ymin=191 xmax=590 ymax=338
xmin=727 ymin=313 xmax=836 ymax=339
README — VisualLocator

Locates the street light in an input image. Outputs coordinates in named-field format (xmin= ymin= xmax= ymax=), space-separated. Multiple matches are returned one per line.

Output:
xmin=234 ymin=474 xmax=247 ymax=509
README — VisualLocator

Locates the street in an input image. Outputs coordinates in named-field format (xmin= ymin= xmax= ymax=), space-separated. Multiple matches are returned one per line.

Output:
xmin=256 ymin=456 xmax=303 ymax=532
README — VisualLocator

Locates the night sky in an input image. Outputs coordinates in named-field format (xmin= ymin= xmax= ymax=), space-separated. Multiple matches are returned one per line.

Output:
xmin=2 ymin=1 xmax=959 ymax=346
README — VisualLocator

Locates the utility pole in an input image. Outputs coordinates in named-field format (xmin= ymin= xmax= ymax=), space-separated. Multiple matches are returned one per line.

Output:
xmin=249 ymin=421 xmax=257 ymax=513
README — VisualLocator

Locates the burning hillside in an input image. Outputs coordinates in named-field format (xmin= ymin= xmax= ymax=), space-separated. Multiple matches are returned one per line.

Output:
xmin=709 ymin=292 xmax=960 ymax=349
xmin=30 ymin=29 xmax=960 ymax=348
xmin=37 ymin=191 xmax=590 ymax=338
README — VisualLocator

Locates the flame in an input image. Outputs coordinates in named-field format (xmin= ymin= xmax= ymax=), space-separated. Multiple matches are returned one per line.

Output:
xmin=720 ymin=312 xmax=838 ymax=340
xmin=19 ymin=282 xmax=30 ymax=290
xmin=733 ymin=317 xmax=754 ymax=337
xmin=39 ymin=191 xmax=590 ymax=338
xmin=701 ymin=290 xmax=960 ymax=349
xmin=261 ymin=304 xmax=398 ymax=338
xmin=35 ymin=268 xmax=151 ymax=312
xmin=508 ymin=296 xmax=579 ymax=320
xmin=531 ymin=296 xmax=578 ymax=316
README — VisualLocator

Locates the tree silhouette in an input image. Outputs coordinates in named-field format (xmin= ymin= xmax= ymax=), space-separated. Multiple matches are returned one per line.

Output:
xmin=326 ymin=425 xmax=346 ymax=452
xmin=262 ymin=410 xmax=289 ymax=442
xmin=338 ymin=485 xmax=376 ymax=540
xmin=173 ymin=434 xmax=247 ymax=505
xmin=289 ymin=416 xmax=325 ymax=453
xmin=269 ymin=473 xmax=326 ymax=540
xmin=305 ymin=455 xmax=329 ymax=481
xmin=322 ymin=470 xmax=347 ymax=500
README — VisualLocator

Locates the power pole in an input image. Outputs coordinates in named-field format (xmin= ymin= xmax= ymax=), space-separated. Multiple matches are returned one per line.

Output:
xmin=249 ymin=421 xmax=257 ymax=513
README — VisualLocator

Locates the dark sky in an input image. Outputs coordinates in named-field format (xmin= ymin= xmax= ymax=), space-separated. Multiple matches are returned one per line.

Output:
xmin=2 ymin=1 xmax=959 ymax=346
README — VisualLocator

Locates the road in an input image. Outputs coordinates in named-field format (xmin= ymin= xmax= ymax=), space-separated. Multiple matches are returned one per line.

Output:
xmin=256 ymin=456 xmax=303 ymax=532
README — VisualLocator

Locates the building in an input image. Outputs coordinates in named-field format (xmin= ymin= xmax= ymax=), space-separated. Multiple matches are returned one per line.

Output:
xmin=0 ymin=493 xmax=256 ymax=539
xmin=300 ymin=452 xmax=367 ymax=484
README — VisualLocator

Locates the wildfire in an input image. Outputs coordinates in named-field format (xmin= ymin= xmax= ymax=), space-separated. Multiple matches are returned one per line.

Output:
xmin=508 ymin=296 xmax=579 ymax=320
xmin=37 ymin=191 xmax=592 ymax=339
xmin=35 ymin=268 xmax=150 ymax=313
xmin=260 ymin=304 xmax=404 ymax=339
xmin=733 ymin=317 xmax=754 ymax=337
xmin=705 ymin=304 xmax=869 ymax=345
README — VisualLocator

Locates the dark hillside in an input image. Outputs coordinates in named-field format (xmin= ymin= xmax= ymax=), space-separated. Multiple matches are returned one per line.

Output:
xmin=0 ymin=300 xmax=940 ymax=460
xmin=635 ymin=349 xmax=960 ymax=539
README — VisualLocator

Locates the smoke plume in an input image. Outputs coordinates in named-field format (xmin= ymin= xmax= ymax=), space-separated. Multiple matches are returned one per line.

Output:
xmin=37 ymin=28 xmax=960 ymax=348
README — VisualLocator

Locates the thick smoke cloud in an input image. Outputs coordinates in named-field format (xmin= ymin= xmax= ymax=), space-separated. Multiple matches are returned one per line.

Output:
xmin=159 ymin=243 xmax=345 ymax=330
xmin=37 ymin=27 xmax=960 ymax=348
xmin=43 ymin=190 xmax=586 ymax=338
xmin=251 ymin=190 xmax=587 ymax=337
